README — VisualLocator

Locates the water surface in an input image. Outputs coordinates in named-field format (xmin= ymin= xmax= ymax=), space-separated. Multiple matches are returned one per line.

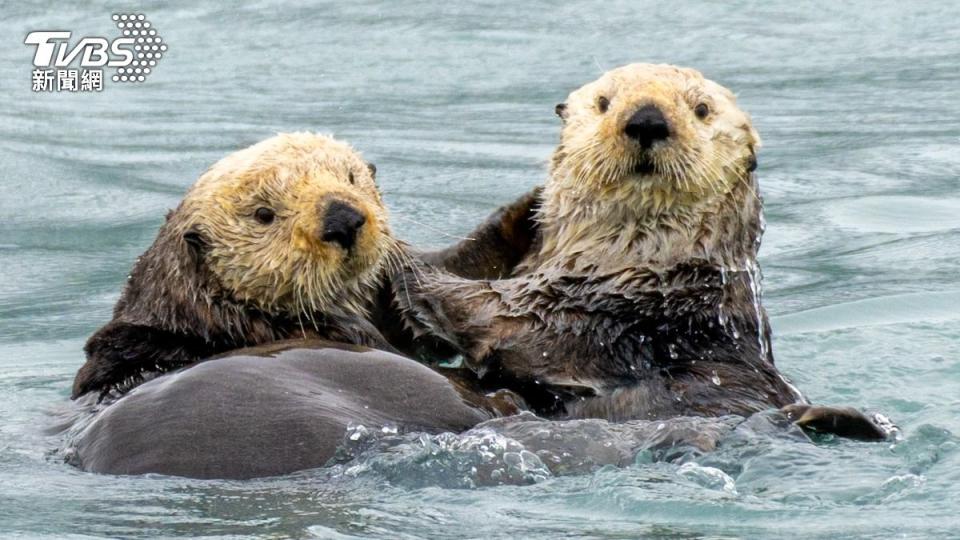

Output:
xmin=2 ymin=1 xmax=959 ymax=538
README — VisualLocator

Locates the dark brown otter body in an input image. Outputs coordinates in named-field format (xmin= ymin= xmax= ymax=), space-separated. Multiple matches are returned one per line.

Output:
xmin=76 ymin=230 xmax=389 ymax=399
xmin=396 ymin=191 xmax=890 ymax=440
xmin=397 ymin=225 xmax=802 ymax=421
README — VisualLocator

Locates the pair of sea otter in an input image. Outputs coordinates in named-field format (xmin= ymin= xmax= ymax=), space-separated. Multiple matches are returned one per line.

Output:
xmin=69 ymin=64 xmax=893 ymax=479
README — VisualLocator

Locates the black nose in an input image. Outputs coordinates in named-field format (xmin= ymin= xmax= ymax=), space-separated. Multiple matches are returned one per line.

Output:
xmin=321 ymin=201 xmax=366 ymax=251
xmin=624 ymin=105 xmax=671 ymax=149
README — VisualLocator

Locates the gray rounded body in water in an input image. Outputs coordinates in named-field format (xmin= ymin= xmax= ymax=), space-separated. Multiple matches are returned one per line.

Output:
xmin=69 ymin=341 xmax=507 ymax=479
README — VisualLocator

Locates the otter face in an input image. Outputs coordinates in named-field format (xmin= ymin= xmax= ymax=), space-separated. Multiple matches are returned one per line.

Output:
xmin=176 ymin=132 xmax=392 ymax=315
xmin=553 ymin=63 xmax=760 ymax=210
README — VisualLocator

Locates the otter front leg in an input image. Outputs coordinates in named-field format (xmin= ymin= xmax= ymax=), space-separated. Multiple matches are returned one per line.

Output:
xmin=417 ymin=187 xmax=542 ymax=279
xmin=394 ymin=266 xmax=582 ymax=390
xmin=394 ymin=266 xmax=513 ymax=366
xmin=74 ymin=323 xmax=212 ymax=400
xmin=782 ymin=404 xmax=898 ymax=441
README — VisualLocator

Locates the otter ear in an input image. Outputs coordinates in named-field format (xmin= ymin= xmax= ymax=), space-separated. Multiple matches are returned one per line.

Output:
xmin=182 ymin=228 xmax=207 ymax=258
xmin=366 ymin=162 xmax=377 ymax=178
xmin=741 ymin=120 xmax=762 ymax=150
xmin=740 ymin=121 xmax=761 ymax=173
xmin=555 ymin=103 xmax=568 ymax=121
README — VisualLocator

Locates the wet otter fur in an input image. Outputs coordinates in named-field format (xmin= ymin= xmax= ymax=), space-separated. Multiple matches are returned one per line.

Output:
xmin=396 ymin=64 xmax=892 ymax=440
xmin=73 ymin=133 xmax=396 ymax=399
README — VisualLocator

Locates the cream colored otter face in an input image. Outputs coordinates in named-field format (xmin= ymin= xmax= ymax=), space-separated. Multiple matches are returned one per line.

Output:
xmin=176 ymin=132 xmax=392 ymax=315
xmin=553 ymin=63 xmax=760 ymax=211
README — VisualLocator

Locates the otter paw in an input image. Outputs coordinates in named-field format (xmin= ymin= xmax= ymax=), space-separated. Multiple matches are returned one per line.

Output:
xmin=782 ymin=404 xmax=898 ymax=441
xmin=485 ymin=389 xmax=529 ymax=417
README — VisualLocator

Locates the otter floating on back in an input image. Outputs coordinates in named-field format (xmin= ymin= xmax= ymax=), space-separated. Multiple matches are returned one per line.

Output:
xmin=67 ymin=133 xmax=531 ymax=478
xmin=398 ymin=64 xmax=892 ymax=439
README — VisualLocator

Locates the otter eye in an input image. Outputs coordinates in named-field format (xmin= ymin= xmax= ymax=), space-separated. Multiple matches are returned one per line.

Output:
xmin=694 ymin=103 xmax=710 ymax=120
xmin=597 ymin=96 xmax=610 ymax=113
xmin=254 ymin=207 xmax=275 ymax=224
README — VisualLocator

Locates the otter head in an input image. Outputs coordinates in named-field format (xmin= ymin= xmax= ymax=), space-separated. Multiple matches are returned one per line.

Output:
xmin=537 ymin=63 xmax=763 ymax=269
xmin=172 ymin=132 xmax=392 ymax=318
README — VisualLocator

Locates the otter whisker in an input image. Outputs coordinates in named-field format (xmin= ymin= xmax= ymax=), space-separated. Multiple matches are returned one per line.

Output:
xmin=391 ymin=250 xmax=417 ymax=314
xmin=680 ymin=150 xmax=702 ymax=194
xmin=395 ymin=245 xmax=425 ymax=289
xmin=293 ymin=284 xmax=311 ymax=337
xmin=391 ymin=213 xmax=476 ymax=242
xmin=704 ymin=146 xmax=760 ymax=204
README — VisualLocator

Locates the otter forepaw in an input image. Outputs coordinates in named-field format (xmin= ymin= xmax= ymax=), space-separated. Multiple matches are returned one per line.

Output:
xmin=782 ymin=404 xmax=899 ymax=441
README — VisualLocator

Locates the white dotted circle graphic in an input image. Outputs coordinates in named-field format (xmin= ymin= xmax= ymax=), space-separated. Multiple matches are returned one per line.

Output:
xmin=113 ymin=13 xmax=166 ymax=86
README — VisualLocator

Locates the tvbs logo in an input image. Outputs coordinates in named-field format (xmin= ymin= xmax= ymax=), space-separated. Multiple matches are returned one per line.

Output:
xmin=25 ymin=13 xmax=167 ymax=92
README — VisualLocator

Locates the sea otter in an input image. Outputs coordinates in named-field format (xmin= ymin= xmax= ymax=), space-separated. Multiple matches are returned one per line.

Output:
xmin=68 ymin=133 xmax=533 ymax=478
xmin=71 ymin=132 xmax=399 ymax=399
xmin=395 ymin=64 xmax=892 ymax=440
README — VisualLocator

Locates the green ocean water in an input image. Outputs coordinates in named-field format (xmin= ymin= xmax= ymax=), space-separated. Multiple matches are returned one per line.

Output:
xmin=1 ymin=2 xmax=959 ymax=538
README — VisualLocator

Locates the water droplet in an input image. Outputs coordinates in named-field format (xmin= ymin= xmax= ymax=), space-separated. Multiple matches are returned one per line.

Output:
xmin=348 ymin=425 xmax=368 ymax=441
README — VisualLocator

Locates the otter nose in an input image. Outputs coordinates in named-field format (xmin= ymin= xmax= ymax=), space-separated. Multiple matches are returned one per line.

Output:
xmin=321 ymin=201 xmax=366 ymax=251
xmin=624 ymin=105 xmax=671 ymax=149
